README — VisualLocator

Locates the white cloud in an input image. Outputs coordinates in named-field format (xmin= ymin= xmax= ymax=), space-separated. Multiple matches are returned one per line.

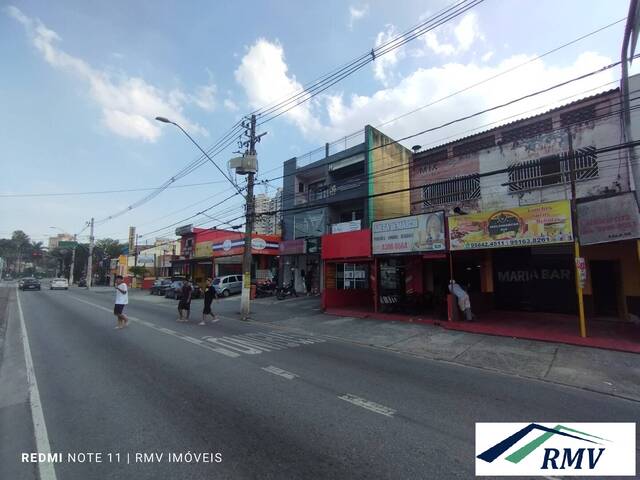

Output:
xmin=235 ymin=34 xmax=615 ymax=150
xmin=6 ymin=5 xmax=212 ymax=142
xmin=422 ymin=12 xmax=483 ymax=57
xmin=224 ymin=98 xmax=239 ymax=112
xmin=234 ymin=38 xmax=323 ymax=136
xmin=481 ymin=51 xmax=494 ymax=62
xmin=373 ymin=24 xmax=406 ymax=86
xmin=348 ymin=5 xmax=369 ymax=30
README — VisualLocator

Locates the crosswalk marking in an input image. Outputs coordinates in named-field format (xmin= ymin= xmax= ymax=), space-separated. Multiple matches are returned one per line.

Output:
xmin=202 ymin=331 xmax=324 ymax=356
xmin=262 ymin=366 xmax=299 ymax=380
xmin=338 ymin=394 xmax=396 ymax=417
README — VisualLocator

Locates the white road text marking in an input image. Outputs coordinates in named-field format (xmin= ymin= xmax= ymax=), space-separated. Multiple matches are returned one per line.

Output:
xmin=338 ymin=394 xmax=396 ymax=417
xmin=262 ymin=366 xmax=299 ymax=380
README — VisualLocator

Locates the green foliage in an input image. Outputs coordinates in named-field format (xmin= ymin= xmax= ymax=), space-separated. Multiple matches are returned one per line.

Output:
xmin=128 ymin=266 xmax=147 ymax=278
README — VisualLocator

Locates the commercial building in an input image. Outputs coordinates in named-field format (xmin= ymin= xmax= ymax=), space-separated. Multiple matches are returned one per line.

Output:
xmin=48 ymin=233 xmax=74 ymax=250
xmin=280 ymin=125 xmax=411 ymax=292
xmin=406 ymin=86 xmax=640 ymax=322
xmin=254 ymin=188 xmax=282 ymax=236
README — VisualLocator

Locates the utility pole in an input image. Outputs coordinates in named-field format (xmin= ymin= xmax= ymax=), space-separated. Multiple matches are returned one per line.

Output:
xmin=566 ymin=129 xmax=587 ymax=338
xmin=241 ymin=114 xmax=257 ymax=321
xmin=134 ymin=233 xmax=139 ymax=267
xmin=86 ymin=218 xmax=94 ymax=289
xmin=69 ymin=234 xmax=77 ymax=285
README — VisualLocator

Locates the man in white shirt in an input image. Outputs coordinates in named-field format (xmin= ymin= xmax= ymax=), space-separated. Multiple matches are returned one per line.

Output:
xmin=114 ymin=275 xmax=129 ymax=329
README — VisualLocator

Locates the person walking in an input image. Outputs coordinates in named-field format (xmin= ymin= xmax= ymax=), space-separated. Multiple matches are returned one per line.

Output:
xmin=200 ymin=277 xmax=219 ymax=326
xmin=113 ymin=275 xmax=129 ymax=329
xmin=177 ymin=279 xmax=193 ymax=322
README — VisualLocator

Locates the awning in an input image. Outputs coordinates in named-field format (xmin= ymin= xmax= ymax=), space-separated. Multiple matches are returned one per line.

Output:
xmin=328 ymin=153 xmax=365 ymax=172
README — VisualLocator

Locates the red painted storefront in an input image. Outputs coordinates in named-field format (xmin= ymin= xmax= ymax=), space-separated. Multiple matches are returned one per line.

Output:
xmin=321 ymin=229 xmax=375 ymax=310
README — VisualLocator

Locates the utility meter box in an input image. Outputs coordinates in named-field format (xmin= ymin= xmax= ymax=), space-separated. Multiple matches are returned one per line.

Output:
xmin=229 ymin=154 xmax=257 ymax=175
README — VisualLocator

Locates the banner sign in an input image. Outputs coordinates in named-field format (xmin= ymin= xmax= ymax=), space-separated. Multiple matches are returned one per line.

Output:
xmin=175 ymin=224 xmax=193 ymax=236
xmin=577 ymin=193 xmax=640 ymax=245
xmin=372 ymin=212 xmax=446 ymax=255
xmin=449 ymin=201 xmax=573 ymax=251
xmin=331 ymin=220 xmax=361 ymax=234
xmin=128 ymin=226 xmax=136 ymax=256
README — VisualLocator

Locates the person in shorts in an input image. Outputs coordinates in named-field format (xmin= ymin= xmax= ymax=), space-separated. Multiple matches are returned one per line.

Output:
xmin=177 ymin=279 xmax=193 ymax=322
xmin=200 ymin=277 xmax=219 ymax=325
xmin=113 ymin=275 xmax=129 ymax=329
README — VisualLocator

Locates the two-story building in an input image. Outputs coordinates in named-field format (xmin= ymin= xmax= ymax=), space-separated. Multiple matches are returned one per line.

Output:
xmin=407 ymin=86 xmax=640 ymax=322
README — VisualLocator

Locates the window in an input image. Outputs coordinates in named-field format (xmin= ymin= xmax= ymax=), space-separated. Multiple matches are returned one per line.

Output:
xmin=422 ymin=174 xmax=480 ymax=207
xmin=298 ymin=182 xmax=304 ymax=193
xmin=501 ymin=118 xmax=553 ymax=143
xmin=507 ymin=147 xmax=598 ymax=192
xmin=336 ymin=263 xmax=369 ymax=290
xmin=561 ymin=104 xmax=596 ymax=127
xmin=339 ymin=210 xmax=363 ymax=222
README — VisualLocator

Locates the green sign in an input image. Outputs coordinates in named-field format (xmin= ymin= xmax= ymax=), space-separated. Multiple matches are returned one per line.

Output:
xmin=58 ymin=241 xmax=77 ymax=248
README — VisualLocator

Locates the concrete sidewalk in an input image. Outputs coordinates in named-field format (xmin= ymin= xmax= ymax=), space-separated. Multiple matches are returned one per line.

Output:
xmin=245 ymin=296 xmax=640 ymax=402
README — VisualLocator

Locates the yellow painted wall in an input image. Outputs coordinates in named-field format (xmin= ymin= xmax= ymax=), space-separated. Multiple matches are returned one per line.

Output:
xmin=581 ymin=240 xmax=640 ymax=296
xmin=368 ymin=126 xmax=411 ymax=222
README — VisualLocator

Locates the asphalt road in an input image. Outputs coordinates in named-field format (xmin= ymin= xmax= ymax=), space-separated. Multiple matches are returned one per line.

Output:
xmin=1 ymin=284 xmax=638 ymax=479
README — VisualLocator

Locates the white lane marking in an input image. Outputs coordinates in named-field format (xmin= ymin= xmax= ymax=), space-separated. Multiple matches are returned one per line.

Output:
xmin=16 ymin=288 xmax=58 ymax=480
xmin=261 ymin=366 xmax=299 ymax=380
xmin=67 ymin=296 xmax=239 ymax=358
xmin=201 ymin=331 xmax=324 ymax=356
xmin=338 ymin=394 xmax=396 ymax=417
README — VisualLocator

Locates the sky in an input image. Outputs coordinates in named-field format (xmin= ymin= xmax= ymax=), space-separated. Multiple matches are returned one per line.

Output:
xmin=1 ymin=0 xmax=638 ymax=246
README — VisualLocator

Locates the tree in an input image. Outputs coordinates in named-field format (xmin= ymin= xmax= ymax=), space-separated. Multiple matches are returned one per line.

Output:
xmin=11 ymin=230 xmax=31 ymax=273
xmin=95 ymin=238 xmax=125 ymax=259
xmin=128 ymin=266 xmax=147 ymax=279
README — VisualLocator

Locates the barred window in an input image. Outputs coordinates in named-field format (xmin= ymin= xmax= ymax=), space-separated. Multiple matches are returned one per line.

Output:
xmin=560 ymin=104 xmax=596 ymax=127
xmin=507 ymin=147 xmax=598 ymax=192
xmin=452 ymin=136 xmax=495 ymax=157
xmin=422 ymin=174 xmax=480 ymax=207
xmin=501 ymin=118 xmax=553 ymax=144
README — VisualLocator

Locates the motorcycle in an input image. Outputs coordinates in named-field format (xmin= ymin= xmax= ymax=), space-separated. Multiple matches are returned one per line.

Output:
xmin=255 ymin=280 xmax=276 ymax=298
xmin=276 ymin=282 xmax=298 ymax=300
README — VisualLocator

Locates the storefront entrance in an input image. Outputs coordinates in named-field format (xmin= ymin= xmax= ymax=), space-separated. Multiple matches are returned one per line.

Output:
xmin=493 ymin=247 xmax=576 ymax=314
xmin=590 ymin=260 xmax=621 ymax=317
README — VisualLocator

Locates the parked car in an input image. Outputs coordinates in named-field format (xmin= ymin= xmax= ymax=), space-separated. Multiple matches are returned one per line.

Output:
xmin=150 ymin=278 xmax=172 ymax=295
xmin=212 ymin=275 xmax=243 ymax=297
xmin=20 ymin=277 xmax=41 ymax=291
xmin=18 ymin=278 xmax=25 ymax=288
xmin=50 ymin=278 xmax=69 ymax=290
xmin=77 ymin=278 xmax=87 ymax=287
xmin=164 ymin=280 xmax=202 ymax=299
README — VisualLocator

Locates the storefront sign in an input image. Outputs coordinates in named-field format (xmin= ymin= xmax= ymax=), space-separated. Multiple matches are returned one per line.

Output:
xmin=136 ymin=255 xmax=155 ymax=266
xmin=448 ymin=201 xmax=573 ymax=251
xmin=293 ymin=208 xmax=326 ymax=239
xmin=577 ymin=193 xmax=640 ymax=245
xmin=306 ymin=237 xmax=322 ymax=254
xmin=372 ymin=212 xmax=445 ymax=255
xmin=331 ymin=220 xmax=361 ymax=234
xmin=128 ymin=226 xmax=136 ymax=255
xmin=194 ymin=241 xmax=213 ymax=258
xmin=575 ymin=257 xmax=587 ymax=288
xmin=251 ymin=238 xmax=267 ymax=250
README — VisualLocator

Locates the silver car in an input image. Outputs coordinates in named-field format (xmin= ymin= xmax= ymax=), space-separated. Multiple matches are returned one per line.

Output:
xmin=212 ymin=275 xmax=243 ymax=297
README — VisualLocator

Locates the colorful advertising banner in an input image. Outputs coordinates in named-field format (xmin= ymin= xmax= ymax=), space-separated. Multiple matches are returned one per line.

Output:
xmin=448 ymin=201 xmax=573 ymax=251
xmin=577 ymin=193 xmax=640 ymax=245
xmin=372 ymin=212 xmax=446 ymax=255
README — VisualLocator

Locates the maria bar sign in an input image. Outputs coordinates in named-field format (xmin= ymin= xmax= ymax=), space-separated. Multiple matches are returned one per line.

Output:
xmin=577 ymin=193 xmax=640 ymax=245
xmin=372 ymin=212 xmax=445 ymax=255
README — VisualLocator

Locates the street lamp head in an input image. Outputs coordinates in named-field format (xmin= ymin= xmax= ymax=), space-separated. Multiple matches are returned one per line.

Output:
xmin=155 ymin=116 xmax=172 ymax=124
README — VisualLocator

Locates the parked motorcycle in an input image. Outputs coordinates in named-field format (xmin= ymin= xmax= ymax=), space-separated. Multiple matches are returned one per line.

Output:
xmin=255 ymin=280 xmax=276 ymax=298
xmin=276 ymin=282 xmax=298 ymax=300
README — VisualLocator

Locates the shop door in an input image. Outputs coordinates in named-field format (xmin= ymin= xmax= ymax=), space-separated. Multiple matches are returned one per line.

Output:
xmin=590 ymin=261 xmax=620 ymax=317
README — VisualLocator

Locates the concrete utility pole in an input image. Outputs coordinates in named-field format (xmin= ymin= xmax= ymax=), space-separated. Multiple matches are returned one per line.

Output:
xmin=621 ymin=0 xmax=640 ymax=203
xmin=86 ymin=218 xmax=94 ymax=289
xmin=69 ymin=234 xmax=77 ymax=285
xmin=240 ymin=115 xmax=257 ymax=321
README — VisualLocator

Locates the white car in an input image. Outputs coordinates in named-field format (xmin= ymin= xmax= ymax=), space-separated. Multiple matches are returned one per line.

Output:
xmin=50 ymin=278 xmax=69 ymax=290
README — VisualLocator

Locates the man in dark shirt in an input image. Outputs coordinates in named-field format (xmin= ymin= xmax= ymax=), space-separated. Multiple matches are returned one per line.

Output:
xmin=177 ymin=279 xmax=193 ymax=322
xmin=200 ymin=277 xmax=219 ymax=326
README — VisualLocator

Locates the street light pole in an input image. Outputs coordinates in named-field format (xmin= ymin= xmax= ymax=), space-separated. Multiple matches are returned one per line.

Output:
xmin=69 ymin=234 xmax=77 ymax=285
xmin=86 ymin=217 xmax=94 ymax=289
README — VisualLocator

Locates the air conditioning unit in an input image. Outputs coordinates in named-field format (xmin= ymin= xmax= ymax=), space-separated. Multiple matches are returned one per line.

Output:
xmin=229 ymin=155 xmax=257 ymax=175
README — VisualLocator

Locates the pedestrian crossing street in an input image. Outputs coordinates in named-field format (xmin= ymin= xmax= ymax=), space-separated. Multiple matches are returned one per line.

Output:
xmin=201 ymin=330 xmax=325 ymax=356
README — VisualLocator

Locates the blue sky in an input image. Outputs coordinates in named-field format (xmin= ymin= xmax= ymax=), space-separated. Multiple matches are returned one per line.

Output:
xmin=1 ymin=0 xmax=636 ymax=245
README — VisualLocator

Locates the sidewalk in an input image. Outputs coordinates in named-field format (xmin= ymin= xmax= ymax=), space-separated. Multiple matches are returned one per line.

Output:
xmin=246 ymin=296 xmax=640 ymax=402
